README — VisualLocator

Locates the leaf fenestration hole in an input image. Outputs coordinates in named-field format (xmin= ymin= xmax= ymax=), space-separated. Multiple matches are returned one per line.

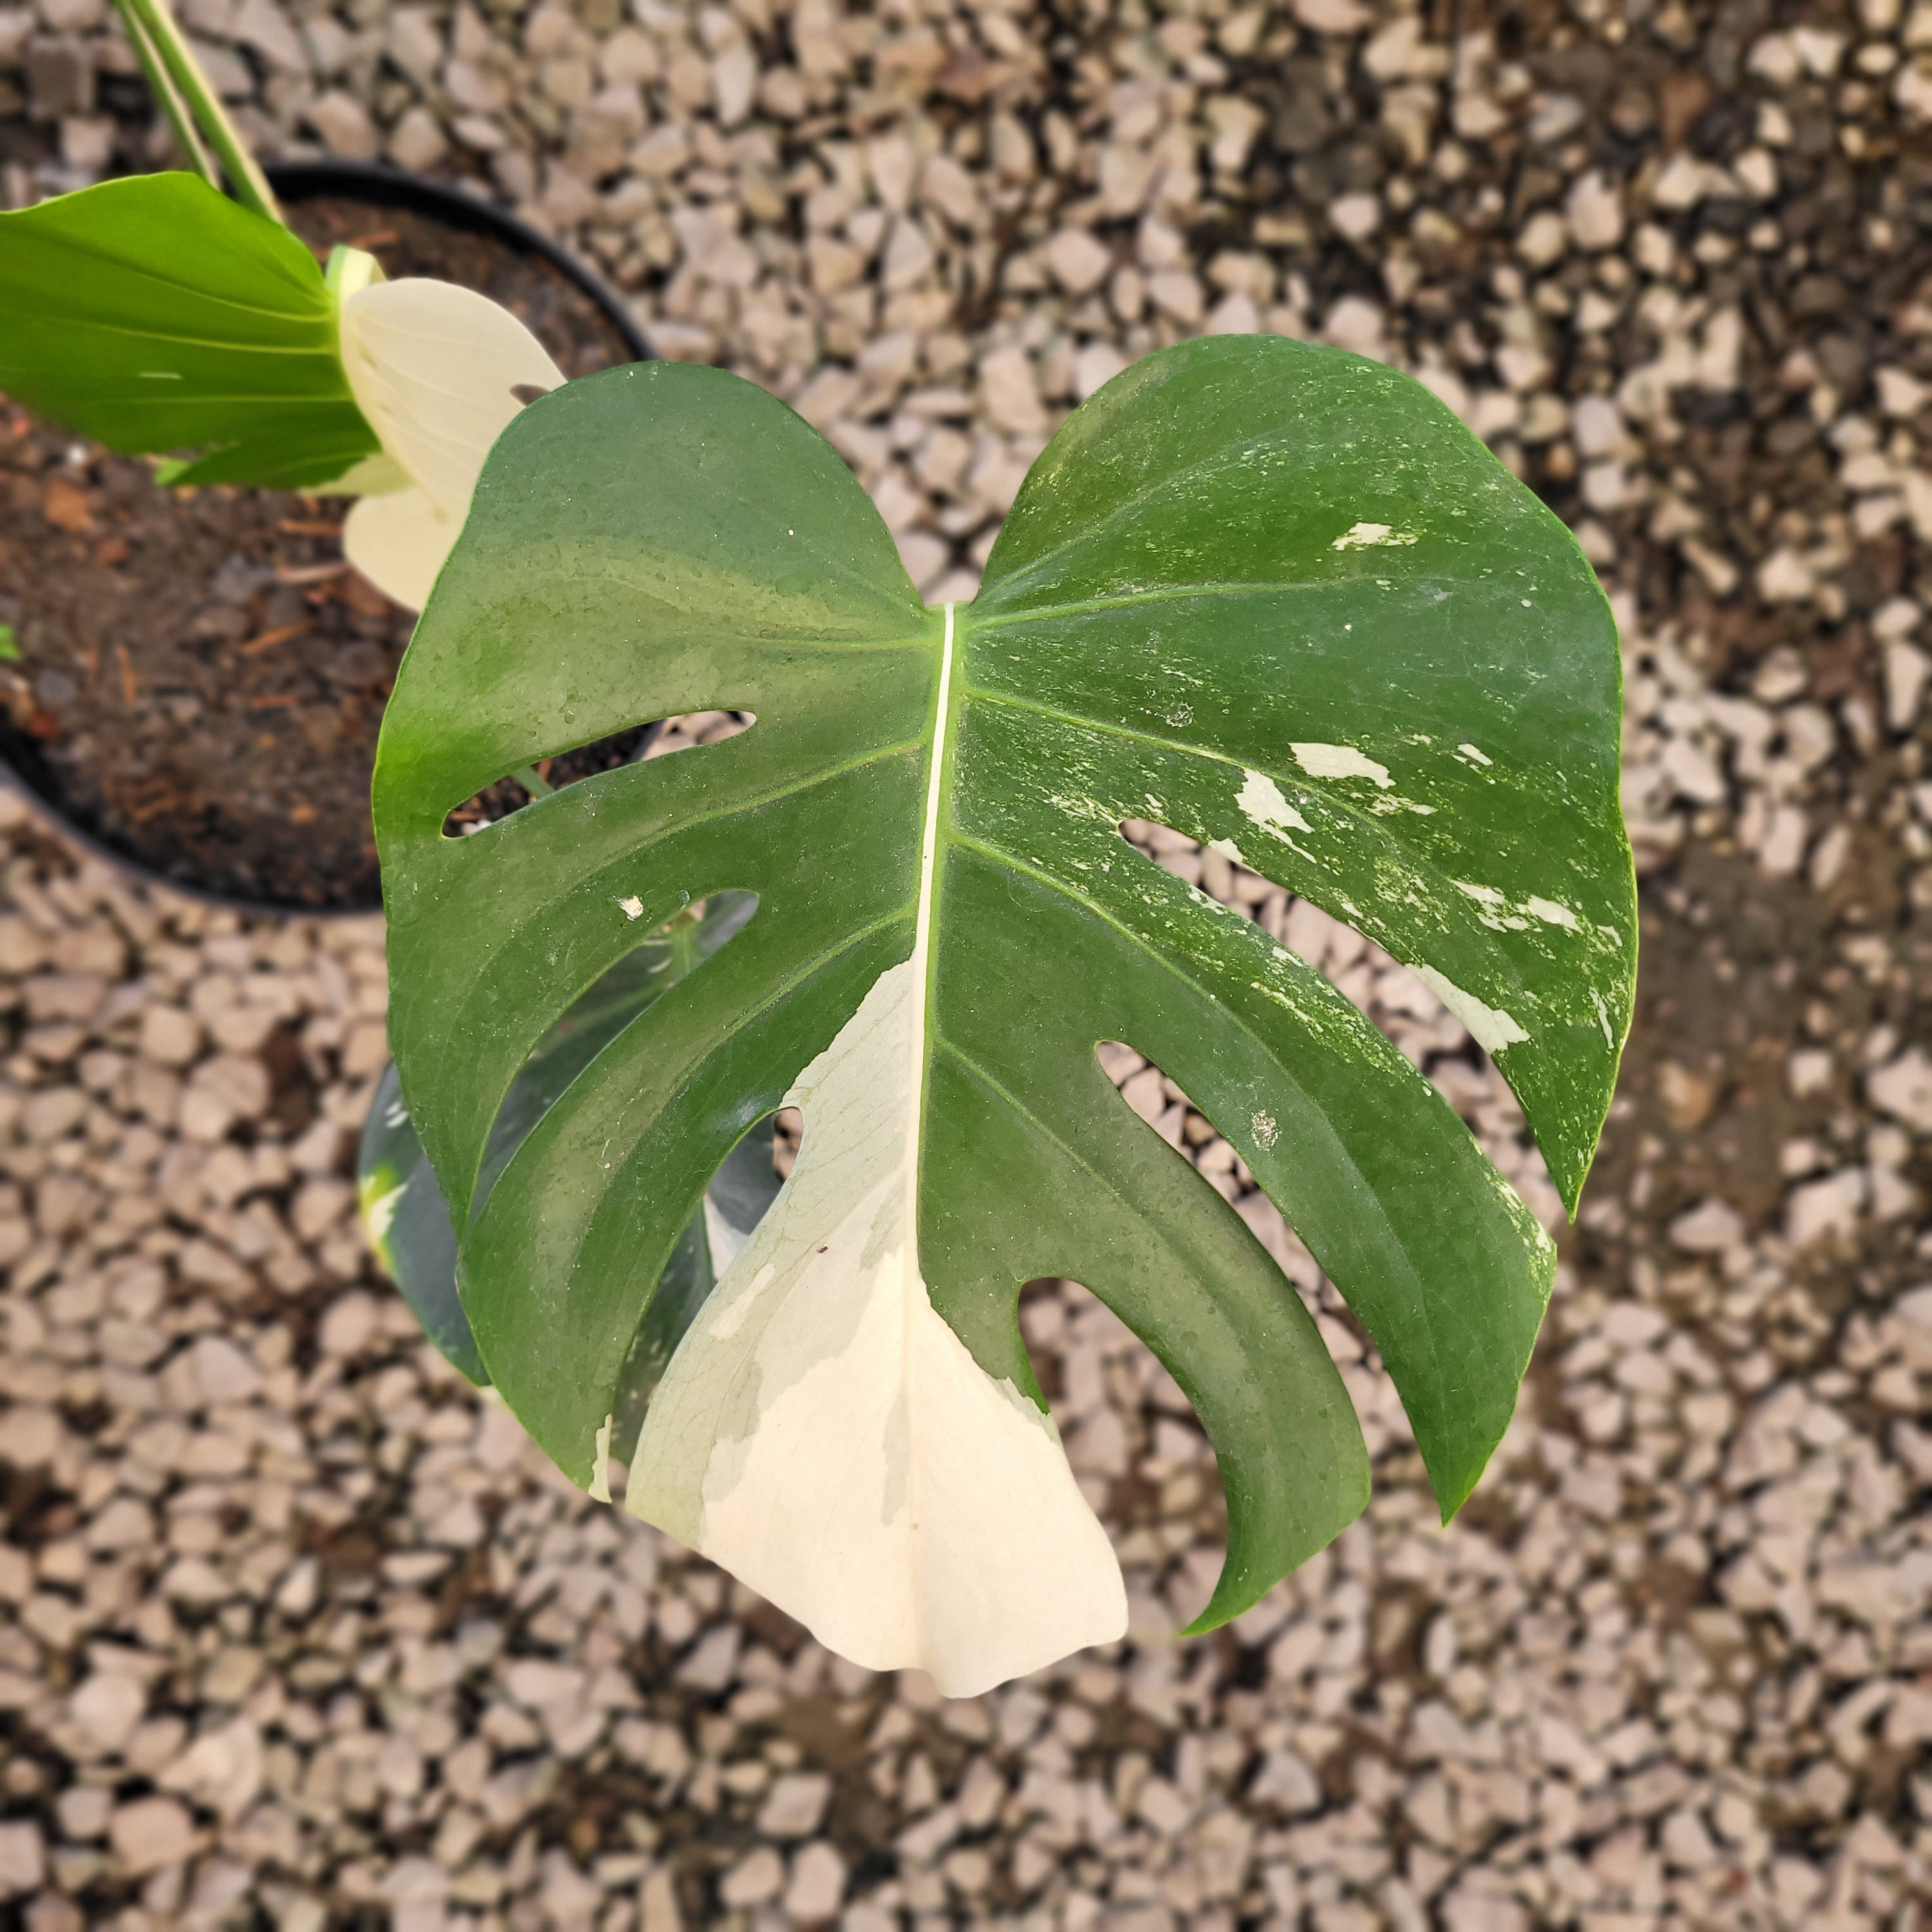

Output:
xmin=441 ymin=709 xmax=757 ymax=838
xmin=1017 ymin=1274 xmax=1234 ymax=1639
xmin=1094 ymin=1036 xmax=1344 ymax=1321
xmin=1116 ymin=817 xmax=1561 ymax=1230
xmin=604 ymin=1105 xmax=788 ymax=1494
xmin=771 ymin=1106 xmax=802 ymax=1180
xmin=1087 ymin=1037 xmax=1420 ymax=1634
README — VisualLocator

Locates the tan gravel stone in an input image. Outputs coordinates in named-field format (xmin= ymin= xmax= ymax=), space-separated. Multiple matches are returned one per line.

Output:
xmin=137 ymin=1004 xmax=201 ymax=1066
xmin=1045 ymin=226 xmax=1112 ymax=295
xmin=178 ymin=1054 xmax=269 ymax=1142
xmin=305 ymin=88 xmax=378 ymax=158
xmin=107 ymin=1795 xmax=194 ymax=1874
xmin=0 ymin=1820 xmax=43 ymax=1897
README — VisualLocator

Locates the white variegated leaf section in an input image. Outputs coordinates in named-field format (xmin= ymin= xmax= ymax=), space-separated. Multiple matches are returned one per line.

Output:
xmin=626 ymin=608 xmax=1127 ymax=1696
xmin=335 ymin=279 xmax=564 ymax=610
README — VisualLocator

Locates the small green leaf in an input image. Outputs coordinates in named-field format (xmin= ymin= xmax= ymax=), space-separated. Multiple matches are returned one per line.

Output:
xmin=375 ymin=342 xmax=1635 ymax=1693
xmin=0 ymin=626 xmax=19 ymax=663
xmin=357 ymin=893 xmax=772 ymax=1392
xmin=0 ymin=172 xmax=379 ymax=492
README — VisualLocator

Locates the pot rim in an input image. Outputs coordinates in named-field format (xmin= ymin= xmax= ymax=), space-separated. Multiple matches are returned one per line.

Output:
xmin=266 ymin=160 xmax=652 ymax=365
xmin=0 ymin=163 xmax=653 ymax=923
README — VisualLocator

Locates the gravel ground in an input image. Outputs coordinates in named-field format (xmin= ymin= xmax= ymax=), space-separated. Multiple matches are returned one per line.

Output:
xmin=5 ymin=0 xmax=1932 ymax=1927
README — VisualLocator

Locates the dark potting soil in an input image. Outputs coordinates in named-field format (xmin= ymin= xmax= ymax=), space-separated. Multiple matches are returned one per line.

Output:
xmin=0 ymin=192 xmax=643 ymax=912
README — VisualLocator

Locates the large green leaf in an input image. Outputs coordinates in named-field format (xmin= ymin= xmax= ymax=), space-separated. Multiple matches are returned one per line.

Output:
xmin=0 ymin=172 xmax=379 ymax=491
xmin=373 ymin=340 xmax=1634 ymax=1695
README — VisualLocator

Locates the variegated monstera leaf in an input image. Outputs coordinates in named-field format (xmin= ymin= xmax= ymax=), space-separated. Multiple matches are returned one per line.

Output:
xmin=374 ymin=338 xmax=1634 ymax=1697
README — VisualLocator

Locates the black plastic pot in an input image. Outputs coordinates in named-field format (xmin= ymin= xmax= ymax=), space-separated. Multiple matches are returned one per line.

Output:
xmin=269 ymin=161 xmax=650 ymax=362
xmin=0 ymin=163 xmax=650 ymax=919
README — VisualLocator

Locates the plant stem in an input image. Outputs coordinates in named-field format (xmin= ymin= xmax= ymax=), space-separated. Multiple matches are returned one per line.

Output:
xmin=514 ymin=765 xmax=555 ymax=798
xmin=113 ymin=0 xmax=282 ymax=226
xmin=114 ymin=0 xmax=218 ymax=188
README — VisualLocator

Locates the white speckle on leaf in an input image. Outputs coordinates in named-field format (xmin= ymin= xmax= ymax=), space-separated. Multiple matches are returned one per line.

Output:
xmin=588 ymin=1412 xmax=614 ymax=1504
xmin=1251 ymin=1110 xmax=1279 ymax=1149
xmin=1413 ymin=965 xmax=1530 ymax=1055
xmin=1208 ymin=837 xmax=1245 ymax=864
xmin=618 ymin=895 xmax=645 ymax=919
xmin=1456 ymin=743 xmax=1493 ymax=767
xmin=1331 ymin=521 xmax=1419 ymax=551
xmin=1292 ymin=742 xmax=1394 ymax=789
xmin=1591 ymin=988 xmax=1616 ymax=1048
xmin=1238 ymin=770 xmax=1311 ymax=836
xmin=1526 ymin=896 xmax=1579 ymax=930
xmin=1453 ymin=879 xmax=1530 ymax=931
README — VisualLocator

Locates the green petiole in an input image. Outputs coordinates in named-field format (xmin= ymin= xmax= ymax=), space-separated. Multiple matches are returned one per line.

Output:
xmin=114 ymin=0 xmax=218 ymax=190
xmin=109 ymin=0 xmax=281 ymax=226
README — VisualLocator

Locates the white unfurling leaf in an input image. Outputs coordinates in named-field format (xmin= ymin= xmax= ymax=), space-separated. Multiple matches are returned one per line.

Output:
xmin=335 ymin=279 xmax=564 ymax=609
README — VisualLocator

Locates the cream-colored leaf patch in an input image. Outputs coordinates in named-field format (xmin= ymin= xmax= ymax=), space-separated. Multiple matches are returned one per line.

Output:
xmin=356 ymin=1173 xmax=406 ymax=1271
xmin=1237 ymin=769 xmax=1311 ymax=836
xmin=588 ymin=1412 xmax=614 ymax=1505
xmin=1331 ymin=521 xmax=1418 ymax=550
xmin=342 ymin=485 xmax=457 ymax=613
xmin=625 ymin=958 xmax=1126 ymax=1696
xmin=1590 ymin=988 xmax=1616 ymax=1047
xmin=1526 ymin=896 xmax=1579 ymax=930
xmin=1412 ymin=964 xmax=1530 ymax=1055
xmin=1291 ymin=742 xmax=1394 ymax=788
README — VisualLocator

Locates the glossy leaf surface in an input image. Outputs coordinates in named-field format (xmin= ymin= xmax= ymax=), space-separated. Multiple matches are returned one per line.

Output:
xmin=0 ymin=173 xmax=379 ymax=491
xmin=374 ymin=341 xmax=1634 ymax=1694
xmin=357 ymin=895 xmax=776 ymax=1399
